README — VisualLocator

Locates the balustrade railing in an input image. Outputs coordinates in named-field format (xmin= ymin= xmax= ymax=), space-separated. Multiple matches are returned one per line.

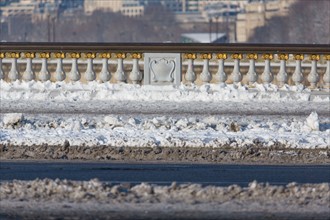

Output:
xmin=0 ymin=43 xmax=329 ymax=89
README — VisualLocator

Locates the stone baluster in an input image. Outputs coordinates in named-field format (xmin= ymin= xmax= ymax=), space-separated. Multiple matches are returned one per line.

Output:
xmin=84 ymin=52 xmax=96 ymax=82
xmin=38 ymin=52 xmax=51 ymax=82
xmin=54 ymin=52 xmax=66 ymax=81
xmin=276 ymin=53 xmax=288 ymax=87
xmin=307 ymin=54 xmax=320 ymax=89
xmin=246 ymin=53 xmax=258 ymax=86
xmin=99 ymin=52 xmax=111 ymax=83
xmin=129 ymin=53 xmax=143 ymax=84
xmin=22 ymin=52 xmax=35 ymax=81
xmin=200 ymin=53 xmax=212 ymax=84
xmin=215 ymin=53 xmax=227 ymax=87
xmin=8 ymin=52 xmax=20 ymax=81
xmin=184 ymin=53 xmax=197 ymax=84
xmin=0 ymin=53 xmax=4 ymax=80
xmin=292 ymin=54 xmax=304 ymax=86
xmin=261 ymin=54 xmax=273 ymax=84
xmin=69 ymin=52 xmax=81 ymax=82
xmin=323 ymin=55 xmax=330 ymax=89
xmin=231 ymin=53 xmax=242 ymax=84
xmin=114 ymin=53 xmax=126 ymax=83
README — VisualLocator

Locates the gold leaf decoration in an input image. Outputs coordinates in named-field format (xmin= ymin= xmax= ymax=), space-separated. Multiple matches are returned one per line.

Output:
xmin=0 ymin=52 xmax=4 ymax=59
xmin=116 ymin=53 xmax=126 ymax=59
xmin=70 ymin=52 xmax=81 ymax=59
xmin=6 ymin=52 xmax=20 ymax=58
xmin=84 ymin=52 xmax=96 ymax=59
xmin=184 ymin=53 xmax=197 ymax=59
xmin=200 ymin=53 xmax=212 ymax=60
xmin=216 ymin=53 xmax=227 ymax=59
xmin=24 ymin=52 xmax=35 ymax=59
xmin=39 ymin=52 xmax=50 ymax=59
xmin=262 ymin=54 xmax=273 ymax=60
xmin=309 ymin=54 xmax=320 ymax=61
xmin=99 ymin=53 xmax=111 ymax=59
xmin=131 ymin=53 xmax=142 ymax=59
xmin=231 ymin=53 xmax=242 ymax=60
xmin=54 ymin=52 xmax=66 ymax=59
xmin=247 ymin=53 xmax=258 ymax=60
xmin=278 ymin=53 xmax=289 ymax=60
xmin=324 ymin=55 xmax=330 ymax=60
xmin=294 ymin=54 xmax=304 ymax=60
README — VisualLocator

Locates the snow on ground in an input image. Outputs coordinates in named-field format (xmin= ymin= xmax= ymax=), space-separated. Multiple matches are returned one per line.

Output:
xmin=0 ymin=80 xmax=329 ymax=149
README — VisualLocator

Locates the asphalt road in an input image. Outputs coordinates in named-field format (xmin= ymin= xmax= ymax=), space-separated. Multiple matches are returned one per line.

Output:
xmin=1 ymin=162 xmax=329 ymax=186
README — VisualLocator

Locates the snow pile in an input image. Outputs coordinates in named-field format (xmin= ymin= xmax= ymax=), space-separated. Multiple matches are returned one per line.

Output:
xmin=1 ymin=113 xmax=329 ymax=149
xmin=2 ymin=113 xmax=24 ymax=127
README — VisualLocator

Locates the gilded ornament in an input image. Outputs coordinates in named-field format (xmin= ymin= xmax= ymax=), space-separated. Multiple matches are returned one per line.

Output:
xmin=116 ymin=53 xmax=126 ymax=59
xmin=231 ymin=53 xmax=242 ymax=60
xmin=99 ymin=53 xmax=111 ymax=59
xmin=6 ymin=52 xmax=20 ymax=58
xmin=131 ymin=53 xmax=142 ymax=59
xmin=184 ymin=53 xmax=197 ymax=59
xmin=70 ymin=52 xmax=81 ymax=59
xmin=54 ymin=52 xmax=66 ymax=59
xmin=0 ymin=52 xmax=4 ymax=59
xmin=39 ymin=52 xmax=50 ymax=59
xmin=294 ymin=54 xmax=304 ymax=60
xmin=247 ymin=53 xmax=258 ymax=60
xmin=84 ymin=52 xmax=96 ymax=59
xmin=216 ymin=53 xmax=227 ymax=59
xmin=24 ymin=52 xmax=35 ymax=59
xmin=309 ymin=54 xmax=320 ymax=61
xmin=324 ymin=55 xmax=330 ymax=60
xmin=278 ymin=53 xmax=288 ymax=60
xmin=262 ymin=54 xmax=273 ymax=60
xmin=200 ymin=53 xmax=212 ymax=60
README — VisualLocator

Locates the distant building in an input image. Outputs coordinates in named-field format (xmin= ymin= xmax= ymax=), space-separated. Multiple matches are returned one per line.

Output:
xmin=181 ymin=32 xmax=227 ymax=43
xmin=84 ymin=0 xmax=144 ymax=17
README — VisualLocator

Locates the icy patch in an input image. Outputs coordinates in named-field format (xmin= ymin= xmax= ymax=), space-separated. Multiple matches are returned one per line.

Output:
xmin=305 ymin=112 xmax=320 ymax=131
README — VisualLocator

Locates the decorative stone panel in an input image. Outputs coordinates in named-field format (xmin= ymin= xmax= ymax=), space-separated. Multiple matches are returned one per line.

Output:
xmin=144 ymin=53 xmax=181 ymax=86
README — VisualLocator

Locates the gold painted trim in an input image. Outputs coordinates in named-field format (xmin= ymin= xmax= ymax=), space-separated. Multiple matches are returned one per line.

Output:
xmin=294 ymin=54 xmax=304 ymax=60
xmin=54 ymin=52 xmax=66 ymax=59
xmin=116 ymin=53 xmax=126 ymax=59
xmin=6 ymin=52 xmax=20 ymax=59
xmin=84 ymin=52 xmax=96 ymax=59
xmin=231 ymin=53 xmax=242 ymax=60
xmin=324 ymin=55 xmax=330 ymax=60
xmin=184 ymin=53 xmax=197 ymax=59
xmin=0 ymin=52 xmax=4 ymax=59
xmin=131 ymin=53 xmax=142 ymax=59
xmin=70 ymin=52 xmax=81 ymax=59
xmin=278 ymin=53 xmax=288 ymax=60
xmin=262 ymin=53 xmax=273 ymax=60
xmin=247 ymin=53 xmax=258 ymax=60
xmin=309 ymin=54 xmax=320 ymax=61
xmin=39 ymin=52 xmax=51 ymax=59
xmin=99 ymin=53 xmax=111 ymax=59
xmin=24 ymin=52 xmax=35 ymax=59
xmin=200 ymin=53 xmax=212 ymax=60
xmin=216 ymin=53 xmax=227 ymax=59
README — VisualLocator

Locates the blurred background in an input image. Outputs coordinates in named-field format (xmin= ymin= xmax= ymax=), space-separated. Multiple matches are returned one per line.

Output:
xmin=0 ymin=0 xmax=329 ymax=44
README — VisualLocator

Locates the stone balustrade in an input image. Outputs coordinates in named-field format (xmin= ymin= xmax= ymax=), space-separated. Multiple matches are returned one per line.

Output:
xmin=0 ymin=43 xmax=329 ymax=89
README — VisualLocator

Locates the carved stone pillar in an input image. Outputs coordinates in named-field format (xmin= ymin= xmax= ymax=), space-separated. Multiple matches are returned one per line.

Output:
xmin=231 ymin=53 xmax=242 ymax=84
xmin=129 ymin=53 xmax=143 ymax=84
xmin=323 ymin=55 xmax=330 ymax=89
xmin=54 ymin=52 xmax=66 ymax=82
xmin=246 ymin=53 xmax=258 ymax=86
xmin=84 ymin=52 xmax=96 ymax=82
xmin=261 ymin=53 xmax=273 ymax=84
xmin=0 ymin=52 xmax=4 ymax=80
xmin=8 ymin=52 xmax=20 ymax=81
xmin=276 ymin=53 xmax=288 ymax=87
xmin=307 ymin=54 xmax=320 ymax=89
xmin=99 ymin=52 xmax=111 ymax=83
xmin=200 ymin=53 xmax=212 ymax=84
xmin=69 ymin=52 xmax=81 ymax=82
xmin=39 ymin=52 xmax=51 ymax=82
xmin=22 ymin=52 xmax=35 ymax=81
xmin=292 ymin=54 xmax=304 ymax=86
xmin=184 ymin=53 xmax=196 ymax=84
xmin=115 ymin=53 xmax=126 ymax=83
xmin=215 ymin=53 xmax=227 ymax=87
